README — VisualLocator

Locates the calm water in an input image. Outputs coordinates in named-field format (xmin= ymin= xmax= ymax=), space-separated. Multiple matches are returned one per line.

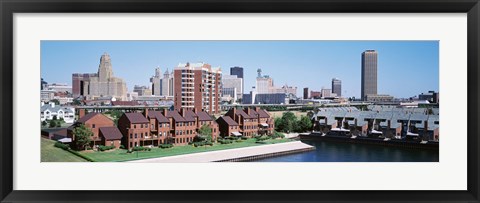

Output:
xmin=254 ymin=140 xmax=439 ymax=162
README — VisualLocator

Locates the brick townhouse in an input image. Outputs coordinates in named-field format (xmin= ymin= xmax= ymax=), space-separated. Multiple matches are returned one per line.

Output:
xmin=221 ymin=107 xmax=274 ymax=137
xmin=115 ymin=108 xmax=220 ymax=149
xmin=117 ymin=112 xmax=150 ymax=149
xmin=67 ymin=112 xmax=122 ymax=149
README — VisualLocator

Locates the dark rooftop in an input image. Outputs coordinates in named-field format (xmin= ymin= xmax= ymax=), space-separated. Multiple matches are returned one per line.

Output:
xmin=218 ymin=116 xmax=238 ymax=126
xmin=77 ymin=112 xmax=100 ymax=123
xmin=124 ymin=113 xmax=149 ymax=123
xmin=99 ymin=127 xmax=123 ymax=140
xmin=147 ymin=111 xmax=170 ymax=123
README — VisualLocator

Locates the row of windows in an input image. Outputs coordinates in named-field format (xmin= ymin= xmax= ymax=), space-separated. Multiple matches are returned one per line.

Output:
xmin=132 ymin=124 xmax=148 ymax=129
xmin=176 ymin=122 xmax=194 ymax=127
xmin=175 ymin=130 xmax=194 ymax=136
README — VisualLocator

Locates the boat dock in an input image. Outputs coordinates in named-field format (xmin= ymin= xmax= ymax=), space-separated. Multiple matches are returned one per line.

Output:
xmin=127 ymin=141 xmax=315 ymax=163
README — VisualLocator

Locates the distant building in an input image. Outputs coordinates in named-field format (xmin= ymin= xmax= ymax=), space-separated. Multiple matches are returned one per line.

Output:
xmin=221 ymin=87 xmax=237 ymax=102
xmin=321 ymin=88 xmax=336 ymax=98
xmin=41 ymin=78 xmax=48 ymax=90
xmin=365 ymin=94 xmax=394 ymax=102
xmin=41 ymin=90 xmax=56 ymax=102
xmin=40 ymin=102 xmax=75 ymax=123
xmin=303 ymin=88 xmax=309 ymax=99
xmin=256 ymin=69 xmax=274 ymax=94
xmin=230 ymin=66 xmax=244 ymax=96
xmin=72 ymin=53 xmax=127 ymax=101
xmin=361 ymin=50 xmax=378 ymax=100
xmin=150 ymin=67 xmax=174 ymax=97
xmin=243 ymin=91 xmax=288 ymax=104
xmin=419 ymin=91 xmax=439 ymax=104
xmin=133 ymin=85 xmax=152 ymax=96
xmin=174 ymin=62 xmax=222 ymax=114
xmin=222 ymin=74 xmax=243 ymax=100
xmin=45 ymin=83 xmax=72 ymax=94
xmin=332 ymin=78 xmax=342 ymax=97
xmin=310 ymin=91 xmax=321 ymax=99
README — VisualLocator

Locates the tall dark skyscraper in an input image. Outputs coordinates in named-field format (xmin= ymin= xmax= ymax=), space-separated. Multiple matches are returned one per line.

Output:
xmin=303 ymin=87 xmax=309 ymax=99
xmin=230 ymin=66 xmax=244 ymax=98
xmin=331 ymin=78 xmax=341 ymax=97
xmin=361 ymin=50 xmax=378 ymax=100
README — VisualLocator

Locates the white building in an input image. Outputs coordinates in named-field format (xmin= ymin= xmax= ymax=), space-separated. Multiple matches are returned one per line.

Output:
xmin=40 ymin=102 xmax=75 ymax=123
xmin=222 ymin=74 xmax=243 ymax=100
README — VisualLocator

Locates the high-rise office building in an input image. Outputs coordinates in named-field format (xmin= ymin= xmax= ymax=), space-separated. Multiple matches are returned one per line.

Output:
xmin=230 ymin=67 xmax=244 ymax=95
xmin=150 ymin=67 xmax=174 ymax=96
xmin=303 ymin=88 xmax=309 ymax=99
xmin=72 ymin=52 xmax=127 ymax=101
xmin=361 ymin=50 xmax=378 ymax=100
xmin=332 ymin=78 xmax=342 ymax=97
xmin=174 ymin=62 xmax=222 ymax=114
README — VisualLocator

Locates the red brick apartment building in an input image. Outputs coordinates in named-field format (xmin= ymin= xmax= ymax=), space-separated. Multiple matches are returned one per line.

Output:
xmin=173 ymin=62 xmax=222 ymax=114
xmin=114 ymin=108 xmax=220 ymax=149
xmin=117 ymin=113 xmax=150 ymax=149
xmin=220 ymin=107 xmax=275 ymax=138
xmin=67 ymin=112 xmax=122 ymax=149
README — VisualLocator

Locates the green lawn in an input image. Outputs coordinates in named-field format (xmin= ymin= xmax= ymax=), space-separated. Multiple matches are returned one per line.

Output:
xmin=80 ymin=138 xmax=293 ymax=162
xmin=41 ymin=138 xmax=87 ymax=162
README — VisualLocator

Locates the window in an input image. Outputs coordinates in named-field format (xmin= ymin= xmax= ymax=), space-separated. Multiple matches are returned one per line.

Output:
xmin=129 ymin=142 xmax=132 ymax=148
xmin=92 ymin=124 xmax=96 ymax=128
xmin=134 ymin=124 xmax=136 ymax=129
xmin=130 ymin=134 xmax=132 ymax=139
xmin=141 ymin=133 xmax=143 ymax=138
xmin=135 ymin=133 xmax=137 ymax=138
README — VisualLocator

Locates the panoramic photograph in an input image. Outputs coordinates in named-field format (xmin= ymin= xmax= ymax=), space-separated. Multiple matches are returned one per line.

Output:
xmin=40 ymin=41 xmax=439 ymax=162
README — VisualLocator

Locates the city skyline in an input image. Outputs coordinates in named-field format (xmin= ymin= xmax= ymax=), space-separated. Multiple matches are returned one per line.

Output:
xmin=41 ymin=41 xmax=439 ymax=98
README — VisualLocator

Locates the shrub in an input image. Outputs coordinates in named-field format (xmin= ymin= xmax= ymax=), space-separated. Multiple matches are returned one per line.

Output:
xmin=159 ymin=143 xmax=173 ymax=149
xmin=218 ymin=139 xmax=233 ymax=144
xmin=119 ymin=145 xmax=125 ymax=149
xmin=235 ymin=139 xmax=243 ymax=142
xmin=240 ymin=136 xmax=248 ymax=140
xmin=255 ymin=141 xmax=267 ymax=144
xmin=132 ymin=146 xmax=151 ymax=151
xmin=227 ymin=136 xmax=239 ymax=140
xmin=54 ymin=142 xmax=69 ymax=150
xmin=271 ymin=131 xmax=285 ymax=139
xmin=98 ymin=145 xmax=115 ymax=151
xmin=255 ymin=135 xmax=270 ymax=141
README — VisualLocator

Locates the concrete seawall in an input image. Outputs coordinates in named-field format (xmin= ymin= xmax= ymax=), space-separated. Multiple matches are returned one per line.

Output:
xmin=128 ymin=141 xmax=315 ymax=163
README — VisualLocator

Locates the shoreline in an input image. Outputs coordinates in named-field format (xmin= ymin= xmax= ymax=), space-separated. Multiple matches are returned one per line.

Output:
xmin=127 ymin=141 xmax=315 ymax=163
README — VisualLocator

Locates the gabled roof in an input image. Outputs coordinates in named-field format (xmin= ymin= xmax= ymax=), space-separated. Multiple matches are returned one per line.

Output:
xmin=218 ymin=116 xmax=239 ymax=126
xmin=77 ymin=112 xmax=100 ymax=123
xmin=123 ymin=113 xmax=149 ymax=123
xmin=147 ymin=111 xmax=170 ymax=123
xmin=255 ymin=108 xmax=270 ymax=118
xmin=235 ymin=109 xmax=255 ymax=119
xmin=99 ymin=127 xmax=123 ymax=140
xmin=166 ymin=110 xmax=196 ymax=122
xmin=197 ymin=111 xmax=213 ymax=121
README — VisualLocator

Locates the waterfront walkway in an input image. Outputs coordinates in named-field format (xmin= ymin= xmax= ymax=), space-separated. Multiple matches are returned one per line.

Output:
xmin=128 ymin=141 xmax=314 ymax=163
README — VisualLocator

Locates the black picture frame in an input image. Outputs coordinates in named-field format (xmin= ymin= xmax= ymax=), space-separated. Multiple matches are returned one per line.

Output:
xmin=1 ymin=0 xmax=479 ymax=202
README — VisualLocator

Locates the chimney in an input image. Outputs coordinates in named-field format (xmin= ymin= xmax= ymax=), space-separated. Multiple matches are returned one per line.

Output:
xmin=255 ymin=106 xmax=260 ymax=112
xmin=232 ymin=107 xmax=236 ymax=117
xmin=143 ymin=108 xmax=149 ymax=118
xmin=50 ymin=102 xmax=55 ymax=108
xmin=163 ymin=108 xmax=168 ymax=117
xmin=41 ymin=101 xmax=45 ymax=106
xmin=79 ymin=109 xmax=85 ymax=119
xmin=193 ymin=108 xmax=198 ymax=114
xmin=180 ymin=108 xmax=185 ymax=117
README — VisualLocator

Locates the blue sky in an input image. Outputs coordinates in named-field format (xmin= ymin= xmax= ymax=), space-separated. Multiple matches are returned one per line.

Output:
xmin=41 ymin=41 xmax=438 ymax=98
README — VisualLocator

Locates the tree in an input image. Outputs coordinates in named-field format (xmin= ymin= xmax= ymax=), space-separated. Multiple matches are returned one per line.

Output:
xmin=296 ymin=115 xmax=313 ymax=133
xmin=72 ymin=99 xmax=82 ymax=106
xmin=278 ymin=111 xmax=297 ymax=133
xmin=52 ymin=115 xmax=58 ymax=120
xmin=41 ymin=120 xmax=47 ymax=127
xmin=49 ymin=120 xmax=57 ymax=128
xmin=50 ymin=99 xmax=60 ymax=105
xmin=73 ymin=124 xmax=93 ymax=150
xmin=197 ymin=124 xmax=213 ymax=141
